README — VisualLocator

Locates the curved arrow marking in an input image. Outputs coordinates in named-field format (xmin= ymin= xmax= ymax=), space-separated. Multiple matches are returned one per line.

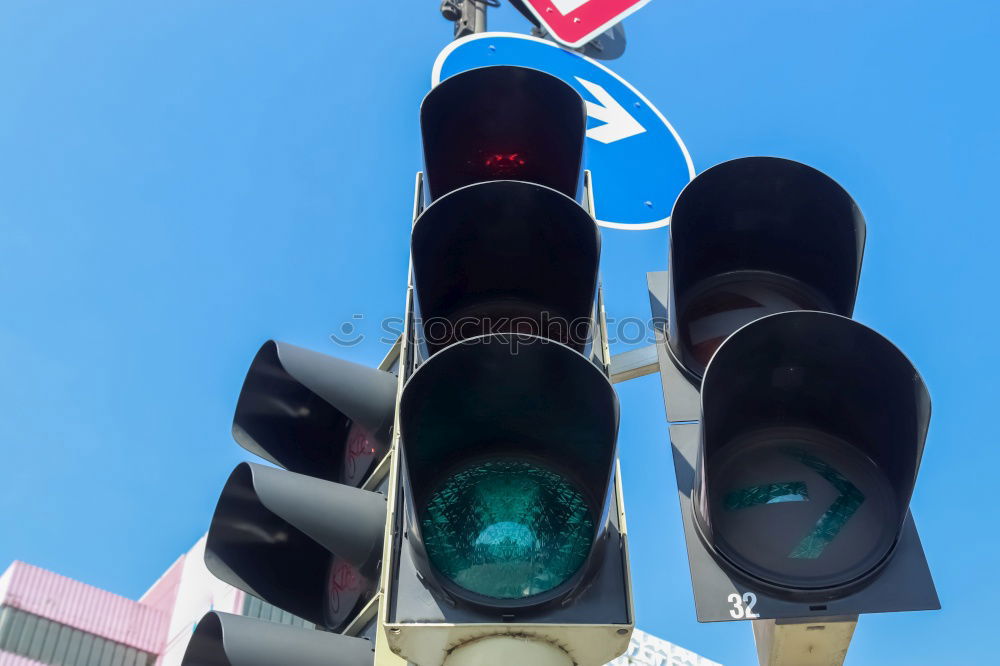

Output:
xmin=783 ymin=449 xmax=865 ymax=559
xmin=724 ymin=448 xmax=865 ymax=560
xmin=575 ymin=76 xmax=646 ymax=144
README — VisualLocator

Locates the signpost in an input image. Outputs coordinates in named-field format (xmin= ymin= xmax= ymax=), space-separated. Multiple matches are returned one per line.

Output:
xmin=432 ymin=32 xmax=693 ymax=230
xmin=514 ymin=0 xmax=653 ymax=48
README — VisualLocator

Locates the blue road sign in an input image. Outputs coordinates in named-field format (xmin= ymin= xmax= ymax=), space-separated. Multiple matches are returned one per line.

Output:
xmin=432 ymin=32 xmax=694 ymax=230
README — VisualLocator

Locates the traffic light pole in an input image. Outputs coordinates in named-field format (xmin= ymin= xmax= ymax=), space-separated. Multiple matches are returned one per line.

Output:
xmin=608 ymin=345 xmax=658 ymax=384
xmin=445 ymin=637 xmax=574 ymax=666
xmin=752 ymin=616 xmax=858 ymax=666
xmin=442 ymin=0 xmax=489 ymax=38
xmin=371 ymin=173 xmax=422 ymax=666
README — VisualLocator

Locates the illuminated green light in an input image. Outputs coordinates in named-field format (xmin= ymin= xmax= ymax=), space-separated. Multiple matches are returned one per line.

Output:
xmin=421 ymin=459 xmax=593 ymax=599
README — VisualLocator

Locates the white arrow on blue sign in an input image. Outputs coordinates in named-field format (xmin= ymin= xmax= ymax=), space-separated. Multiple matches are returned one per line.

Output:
xmin=432 ymin=32 xmax=694 ymax=231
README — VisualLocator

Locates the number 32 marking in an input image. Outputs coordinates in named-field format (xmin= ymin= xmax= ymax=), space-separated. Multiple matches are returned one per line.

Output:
xmin=728 ymin=592 xmax=760 ymax=619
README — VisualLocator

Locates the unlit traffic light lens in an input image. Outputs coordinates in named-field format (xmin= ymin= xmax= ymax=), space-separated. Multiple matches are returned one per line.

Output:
xmin=422 ymin=458 xmax=593 ymax=599
xmin=679 ymin=271 xmax=830 ymax=374
xmin=706 ymin=428 xmax=898 ymax=589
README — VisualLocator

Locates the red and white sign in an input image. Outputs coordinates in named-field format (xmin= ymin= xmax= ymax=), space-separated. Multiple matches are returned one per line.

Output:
xmin=520 ymin=0 xmax=653 ymax=48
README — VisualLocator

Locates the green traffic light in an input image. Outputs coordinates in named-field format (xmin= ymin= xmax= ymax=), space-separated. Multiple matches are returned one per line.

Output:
xmin=421 ymin=458 xmax=593 ymax=600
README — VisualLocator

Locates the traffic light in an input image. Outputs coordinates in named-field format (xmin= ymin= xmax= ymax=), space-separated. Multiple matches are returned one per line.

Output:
xmin=648 ymin=158 xmax=938 ymax=633
xmin=182 ymin=341 xmax=399 ymax=665
xmin=380 ymin=65 xmax=633 ymax=666
xmin=181 ymin=611 xmax=376 ymax=666
xmin=410 ymin=179 xmax=599 ymax=353
xmin=230 ymin=340 xmax=395 ymax=486
xmin=419 ymin=64 xmax=585 ymax=202
xmin=665 ymin=157 xmax=863 ymax=384
xmin=697 ymin=311 xmax=930 ymax=595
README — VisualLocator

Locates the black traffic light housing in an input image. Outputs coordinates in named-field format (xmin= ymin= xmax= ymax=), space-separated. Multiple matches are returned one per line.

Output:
xmin=380 ymin=64 xmax=633 ymax=666
xmin=648 ymin=156 xmax=938 ymax=623
xmin=204 ymin=462 xmax=386 ymax=629
xmin=666 ymin=157 xmax=865 ymax=385
xmin=411 ymin=179 xmax=600 ymax=353
xmin=232 ymin=341 xmax=396 ymax=486
xmin=398 ymin=334 xmax=619 ymax=609
xmin=420 ymin=65 xmax=586 ymax=202
xmin=698 ymin=312 xmax=930 ymax=595
xmin=185 ymin=341 xmax=398 ymax=665
xmin=182 ymin=612 xmax=374 ymax=666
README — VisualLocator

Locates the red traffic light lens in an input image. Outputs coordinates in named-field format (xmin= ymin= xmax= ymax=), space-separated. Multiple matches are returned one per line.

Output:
xmin=324 ymin=557 xmax=372 ymax=630
xmin=341 ymin=421 xmax=387 ymax=487
xmin=482 ymin=151 xmax=527 ymax=171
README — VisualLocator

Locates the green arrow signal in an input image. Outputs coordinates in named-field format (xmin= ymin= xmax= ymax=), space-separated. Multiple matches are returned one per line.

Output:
xmin=724 ymin=448 xmax=866 ymax=559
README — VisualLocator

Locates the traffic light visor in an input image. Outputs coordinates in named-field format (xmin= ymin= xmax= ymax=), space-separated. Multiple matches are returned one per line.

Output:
xmin=181 ymin=612 xmax=374 ymax=666
xmin=421 ymin=65 xmax=587 ymax=201
xmin=668 ymin=158 xmax=865 ymax=378
xmin=204 ymin=463 xmax=385 ymax=628
xmin=411 ymin=180 xmax=600 ymax=354
xmin=697 ymin=311 xmax=930 ymax=590
xmin=399 ymin=335 xmax=619 ymax=605
xmin=232 ymin=341 xmax=396 ymax=484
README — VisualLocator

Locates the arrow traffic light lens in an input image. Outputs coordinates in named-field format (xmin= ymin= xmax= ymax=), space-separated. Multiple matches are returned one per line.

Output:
xmin=422 ymin=458 xmax=593 ymax=599
xmin=708 ymin=428 xmax=897 ymax=589
xmin=696 ymin=311 xmax=931 ymax=592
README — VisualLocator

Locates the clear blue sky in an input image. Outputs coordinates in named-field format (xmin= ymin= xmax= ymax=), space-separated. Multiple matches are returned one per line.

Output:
xmin=1 ymin=2 xmax=996 ymax=664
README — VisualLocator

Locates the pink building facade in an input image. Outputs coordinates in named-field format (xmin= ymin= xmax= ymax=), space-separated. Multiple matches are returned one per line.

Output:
xmin=0 ymin=537 xmax=248 ymax=666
